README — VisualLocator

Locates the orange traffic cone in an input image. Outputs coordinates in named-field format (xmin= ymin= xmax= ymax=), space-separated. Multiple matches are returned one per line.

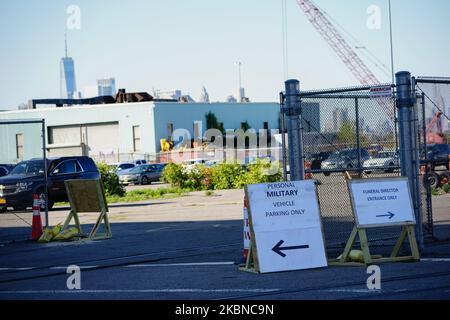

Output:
xmin=31 ymin=194 xmax=43 ymax=240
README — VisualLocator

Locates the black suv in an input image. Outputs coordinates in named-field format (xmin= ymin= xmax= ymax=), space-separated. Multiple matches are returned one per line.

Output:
xmin=421 ymin=144 xmax=450 ymax=170
xmin=0 ymin=156 xmax=99 ymax=212
xmin=0 ymin=164 xmax=15 ymax=177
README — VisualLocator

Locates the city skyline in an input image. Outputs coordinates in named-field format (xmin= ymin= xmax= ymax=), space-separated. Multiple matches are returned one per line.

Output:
xmin=1 ymin=0 xmax=449 ymax=110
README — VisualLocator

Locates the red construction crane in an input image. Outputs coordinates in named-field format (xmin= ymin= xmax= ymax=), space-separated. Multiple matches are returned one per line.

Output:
xmin=426 ymin=112 xmax=446 ymax=144
xmin=296 ymin=0 xmax=380 ymax=85
xmin=296 ymin=0 xmax=395 ymax=120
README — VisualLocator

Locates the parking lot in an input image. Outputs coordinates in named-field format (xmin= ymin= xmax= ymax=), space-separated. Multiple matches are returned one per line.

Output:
xmin=0 ymin=175 xmax=449 ymax=300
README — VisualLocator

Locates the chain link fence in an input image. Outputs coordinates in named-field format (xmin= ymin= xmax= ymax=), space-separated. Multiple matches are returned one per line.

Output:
xmin=415 ymin=79 xmax=450 ymax=240
xmin=296 ymin=86 xmax=402 ymax=252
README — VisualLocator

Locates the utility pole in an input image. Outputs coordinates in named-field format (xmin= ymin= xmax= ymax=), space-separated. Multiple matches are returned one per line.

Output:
xmin=388 ymin=0 xmax=395 ymax=84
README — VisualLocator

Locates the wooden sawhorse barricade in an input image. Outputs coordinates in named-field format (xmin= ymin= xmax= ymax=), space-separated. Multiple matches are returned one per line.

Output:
xmin=329 ymin=174 xmax=420 ymax=266
xmin=60 ymin=179 xmax=112 ymax=240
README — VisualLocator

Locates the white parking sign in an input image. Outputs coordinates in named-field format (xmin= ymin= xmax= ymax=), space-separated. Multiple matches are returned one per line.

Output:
xmin=246 ymin=180 xmax=327 ymax=273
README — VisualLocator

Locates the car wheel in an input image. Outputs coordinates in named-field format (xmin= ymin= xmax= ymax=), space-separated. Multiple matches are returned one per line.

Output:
xmin=0 ymin=207 xmax=6 ymax=214
xmin=141 ymin=176 xmax=149 ymax=185
xmin=427 ymin=172 xmax=440 ymax=189
xmin=385 ymin=163 xmax=395 ymax=173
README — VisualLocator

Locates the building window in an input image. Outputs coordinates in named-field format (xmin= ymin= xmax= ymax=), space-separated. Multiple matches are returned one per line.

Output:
xmin=16 ymin=134 xmax=24 ymax=160
xmin=132 ymin=126 xmax=141 ymax=152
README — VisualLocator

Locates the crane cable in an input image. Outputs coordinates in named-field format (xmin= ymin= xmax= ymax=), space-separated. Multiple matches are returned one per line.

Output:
xmin=314 ymin=1 xmax=391 ymax=80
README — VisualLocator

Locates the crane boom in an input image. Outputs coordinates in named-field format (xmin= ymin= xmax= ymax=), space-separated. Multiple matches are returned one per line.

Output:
xmin=296 ymin=0 xmax=380 ymax=85
xmin=296 ymin=0 xmax=395 ymax=122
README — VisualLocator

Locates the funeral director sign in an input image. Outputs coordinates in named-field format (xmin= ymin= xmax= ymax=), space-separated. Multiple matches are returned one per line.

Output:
xmin=246 ymin=180 xmax=327 ymax=273
xmin=348 ymin=177 xmax=416 ymax=228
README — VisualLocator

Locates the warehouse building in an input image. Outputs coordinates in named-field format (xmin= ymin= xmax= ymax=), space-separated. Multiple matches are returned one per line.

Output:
xmin=0 ymin=100 xmax=320 ymax=163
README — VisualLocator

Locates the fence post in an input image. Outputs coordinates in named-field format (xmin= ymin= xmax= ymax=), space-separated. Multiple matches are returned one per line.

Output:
xmin=283 ymin=79 xmax=304 ymax=181
xmin=355 ymin=97 xmax=362 ymax=177
xmin=395 ymin=71 xmax=423 ymax=250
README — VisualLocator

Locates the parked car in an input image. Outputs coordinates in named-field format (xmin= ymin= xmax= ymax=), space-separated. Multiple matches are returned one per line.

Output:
xmin=0 ymin=156 xmax=100 ymax=213
xmin=363 ymin=150 xmax=399 ymax=174
xmin=182 ymin=158 xmax=209 ymax=166
xmin=0 ymin=164 xmax=15 ymax=177
xmin=134 ymin=159 xmax=147 ymax=166
xmin=110 ymin=162 xmax=135 ymax=173
xmin=421 ymin=144 xmax=450 ymax=170
xmin=118 ymin=163 xmax=167 ymax=185
xmin=309 ymin=152 xmax=332 ymax=170
xmin=321 ymin=148 xmax=370 ymax=176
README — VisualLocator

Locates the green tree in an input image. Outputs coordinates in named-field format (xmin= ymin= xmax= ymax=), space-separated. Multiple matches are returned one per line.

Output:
xmin=205 ymin=111 xmax=225 ymax=134
xmin=240 ymin=121 xmax=251 ymax=132
xmin=337 ymin=121 xmax=368 ymax=147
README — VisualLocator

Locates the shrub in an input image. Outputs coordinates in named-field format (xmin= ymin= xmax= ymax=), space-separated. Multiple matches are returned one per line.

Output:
xmin=161 ymin=163 xmax=186 ymax=188
xmin=210 ymin=162 xmax=246 ymax=190
xmin=235 ymin=159 xmax=282 ymax=188
xmin=96 ymin=162 xmax=126 ymax=197
xmin=183 ymin=164 xmax=208 ymax=190
xmin=442 ymin=183 xmax=450 ymax=194
xmin=162 ymin=160 xmax=282 ymax=191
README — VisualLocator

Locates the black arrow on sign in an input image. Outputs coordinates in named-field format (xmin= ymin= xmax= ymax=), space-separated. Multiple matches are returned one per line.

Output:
xmin=376 ymin=211 xmax=395 ymax=219
xmin=272 ymin=240 xmax=309 ymax=258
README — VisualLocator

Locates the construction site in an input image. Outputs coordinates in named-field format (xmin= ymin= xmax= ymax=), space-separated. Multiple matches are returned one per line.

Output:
xmin=0 ymin=0 xmax=449 ymax=310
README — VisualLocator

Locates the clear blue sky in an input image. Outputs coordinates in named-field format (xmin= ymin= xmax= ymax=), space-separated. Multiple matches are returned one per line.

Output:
xmin=0 ymin=0 xmax=449 ymax=109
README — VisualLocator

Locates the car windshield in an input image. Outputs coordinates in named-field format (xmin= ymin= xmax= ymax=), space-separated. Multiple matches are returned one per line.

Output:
xmin=9 ymin=160 xmax=45 ymax=176
xmin=328 ymin=151 xmax=351 ymax=160
xmin=129 ymin=165 xmax=148 ymax=173
xmin=375 ymin=152 xmax=395 ymax=158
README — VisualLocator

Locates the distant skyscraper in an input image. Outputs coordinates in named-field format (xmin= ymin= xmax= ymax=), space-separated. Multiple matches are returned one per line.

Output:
xmin=332 ymin=107 xmax=350 ymax=132
xmin=97 ymin=78 xmax=116 ymax=97
xmin=60 ymin=35 xmax=77 ymax=99
xmin=199 ymin=86 xmax=210 ymax=103
xmin=226 ymin=95 xmax=237 ymax=103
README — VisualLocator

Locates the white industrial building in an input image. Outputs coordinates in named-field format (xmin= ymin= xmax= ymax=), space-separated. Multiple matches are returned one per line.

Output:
xmin=0 ymin=101 xmax=320 ymax=164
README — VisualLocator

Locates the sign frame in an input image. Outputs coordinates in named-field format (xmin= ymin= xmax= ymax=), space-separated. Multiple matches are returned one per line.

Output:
xmin=327 ymin=174 xmax=420 ymax=266
xmin=347 ymin=177 xmax=416 ymax=229
xmin=241 ymin=180 xmax=328 ymax=274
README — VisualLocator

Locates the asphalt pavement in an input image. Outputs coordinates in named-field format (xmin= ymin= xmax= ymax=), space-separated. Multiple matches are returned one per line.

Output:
xmin=0 ymin=186 xmax=449 ymax=300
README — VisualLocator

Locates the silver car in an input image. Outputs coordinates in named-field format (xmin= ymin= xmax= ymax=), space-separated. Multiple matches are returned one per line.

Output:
xmin=118 ymin=164 xmax=167 ymax=185
xmin=363 ymin=150 xmax=399 ymax=174
xmin=321 ymin=148 xmax=370 ymax=176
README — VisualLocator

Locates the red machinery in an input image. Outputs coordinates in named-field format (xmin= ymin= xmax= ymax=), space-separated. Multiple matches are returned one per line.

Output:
xmin=426 ymin=112 xmax=446 ymax=144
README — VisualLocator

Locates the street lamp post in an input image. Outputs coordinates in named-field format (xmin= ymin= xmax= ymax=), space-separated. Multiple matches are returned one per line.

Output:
xmin=234 ymin=61 xmax=243 ymax=102
xmin=388 ymin=0 xmax=395 ymax=84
